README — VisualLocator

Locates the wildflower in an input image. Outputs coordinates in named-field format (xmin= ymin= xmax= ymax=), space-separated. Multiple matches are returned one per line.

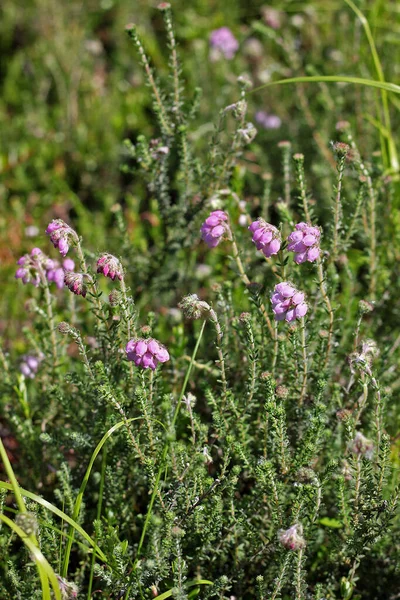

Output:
xmin=56 ymin=575 xmax=79 ymax=599
xmin=45 ymin=219 xmax=76 ymax=256
xmin=200 ymin=210 xmax=229 ymax=248
xmin=271 ymin=282 xmax=308 ymax=322
xmin=97 ymin=253 xmax=123 ymax=281
xmin=278 ymin=523 xmax=306 ymax=550
xmin=349 ymin=431 xmax=374 ymax=459
xmin=255 ymin=110 xmax=282 ymax=130
xmin=262 ymin=7 xmax=282 ymax=30
xmin=249 ymin=218 xmax=281 ymax=258
xmin=178 ymin=294 xmax=211 ymax=320
xmin=359 ymin=300 xmax=374 ymax=314
xmin=64 ymin=272 xmax=87 ymax=298
xmin=19 ymin=353 xmax=44 ymax=379
xmin=125 ymin=338 xmax=170 ymax=370
xmin=287 ymin=222 xmax=321 ymax=263
xmin=237 ymin=122 xmax=257 ymax=144
xmin=46 ymin=258 xmax=75 ymax=289
xmin=15 ymin=248 xmax=47 ymax=287
xmin=209 ymin=27 xmax=239 ymax=60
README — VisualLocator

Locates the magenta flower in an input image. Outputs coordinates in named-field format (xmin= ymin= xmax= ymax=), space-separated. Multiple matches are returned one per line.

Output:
xmin=46 ymin=258 xmax=75 ymax=289
xmin=271 ymin=282 xmax=308 ymax=322
xmin=249 ymin=219 xmax=281 ymax=258
xmin=97 ymin=254 xmax=123 ymax=281
xmin=209 ymin=27 xmax=239 ymax=59
xmin=278 ymin=524 xmax=306 ymax=551
xmin=20 ymin=353 xmax=44 ymax=379
xmin=64 ymin=272 xmax=87 ymax=298
xmin=200 ymin=210 xmax=229 ymax=248
xmin=15 ymin=248 xmax=46 ymax=287
xmin=255 ymin=111 xmax=282 ymax=130
xmin=126 ymin=338 xmax=170 ymax=370
xmin=46 ymin=219 xmax=76 ymax=257
xmin=287 ymin=222 xmax=321 ymax=264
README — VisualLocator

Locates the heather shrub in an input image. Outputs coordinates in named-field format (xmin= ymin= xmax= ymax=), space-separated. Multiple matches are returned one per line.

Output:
xmin=1 ymin=3 xmax=400 ymax=599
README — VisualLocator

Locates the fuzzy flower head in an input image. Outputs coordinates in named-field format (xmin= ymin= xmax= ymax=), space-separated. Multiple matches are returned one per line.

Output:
xmin=209 ymin=27 xmax=239 ymax=60
xmin=287 ymin=222 xmax=321 ymax=264
xmin=200 ymin=210 xmax=229 ymax=248
xmin=255 ymin=111 xmax=282 ymax=130
xmin=97 ymin=253 xmax=123 ymax=281
xmin=64 ymin=272 xmax=87 ymax=298
xmin=46 ymin=219 xmax=77 ymax=257
xmin=19 ymin=353 xmax=44 ymax=379
xmin=178 ymin=294 xmax=211 ymax=320
xmin=125 ymin=338 xmax=170 ymax=370
xmin=15 ymin=247 xmax=48 ymax=287
xmin=271 ymin=282 xmax=308 ymax=322
xmin=349 ymin=432 xmax=374 ymax=459
xmin=249 ymin=219 xmax=281 ymax=258
xmin=278 ymin=523 xmax=306 ymax=551
xmin=46 ymin=258 xmax=75 ymax=289
xmin=56 ymin=575 xmax=78 ymax=599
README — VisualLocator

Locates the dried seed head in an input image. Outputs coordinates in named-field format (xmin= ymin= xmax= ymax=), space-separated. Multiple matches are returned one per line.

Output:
xmin=349 ymin=431 xmax=374 ymax=459
xmin=278 ymin=523 xmax=306 ymax=550
xmin=178 ymin=294 xmax=211 ymax=320
xmin=58 ymin=321 xmax=71 ymax=335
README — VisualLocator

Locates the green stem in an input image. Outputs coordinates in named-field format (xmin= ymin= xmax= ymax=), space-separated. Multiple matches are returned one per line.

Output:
xmin=134 ymin=320 xmax=206 ymax=563
xmin=299 ymin=318 xmax=308 ymax=406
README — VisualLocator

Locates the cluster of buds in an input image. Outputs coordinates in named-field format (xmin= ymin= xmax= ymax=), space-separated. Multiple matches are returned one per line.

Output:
xmin=178 ymin=294 xmax=211 ymax=320
xmin=278 ymin=523 xmax=306 ymax=551
xmin=46 ymin=219 xmax=77 ymax=256
xmin=348 ymin=431 xmax=374 ymax=459
xmin=287 ymin=222 xmax=321 ymax=263
xmin=125 ymin=338 xmax=170 ymax=370
xmin=64 ymin=272 xmax=87 ymax=298
xmin=249 ymin=219 xmax=281 ymax=258
xmin=271 ymin=282 xmax=308 ymax=322
xmin=209 ymin=27 xmax=239 ymax=60
xmin=19 ymin=353 xmax=44 ymax=379
xmin=15 ymin=248 xmax=49 ymax=287
xmin=200 ymin=210 xmax=229 ymax=248
xmin=46 ymin=258 xmax=75 ymax=289
xmin=97 ymin=253 xmax=123 ymax=281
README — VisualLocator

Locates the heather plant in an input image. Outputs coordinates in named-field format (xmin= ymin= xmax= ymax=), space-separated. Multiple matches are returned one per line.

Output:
xmin=1 ymin=3 xmax=400 ymax=600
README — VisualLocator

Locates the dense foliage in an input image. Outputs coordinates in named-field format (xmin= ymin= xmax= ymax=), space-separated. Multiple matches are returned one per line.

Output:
xmin=1 ymin=1 xmax=400 ymax=599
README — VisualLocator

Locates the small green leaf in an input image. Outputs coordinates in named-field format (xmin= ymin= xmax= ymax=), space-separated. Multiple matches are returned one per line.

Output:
xmin=319 ymin=517 xmax=343 ymax=529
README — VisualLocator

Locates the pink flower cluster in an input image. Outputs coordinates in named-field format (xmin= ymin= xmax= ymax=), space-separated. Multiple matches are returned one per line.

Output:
xmin=200 ymin=210 xmax=229 ymax=248
xmin=46 ymin=220 xmax=76 ymax=256
xmin=64 ymin=272 xmax=87 ymax=298
xmin=287 ymin=222 xmax=321 ymax=264
xmin=271 ymin=282 xmax=308 ymax=322
xmin=97 ymin=254 xmax=123 ymax=281
xmin=46 ymin=258 xmax=75 ymax=289
xmin=126 ymin=338 xmax=170 ymax=370
xmin=20 ymin=353 xmax=44 ymax=379
xmin=15 ymin=248 xmax=42 ymax=287
xmin=209 ymin=27 xmax=239 ymax=60
xmin=249 ymin=219 xmax=281 ymax=258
